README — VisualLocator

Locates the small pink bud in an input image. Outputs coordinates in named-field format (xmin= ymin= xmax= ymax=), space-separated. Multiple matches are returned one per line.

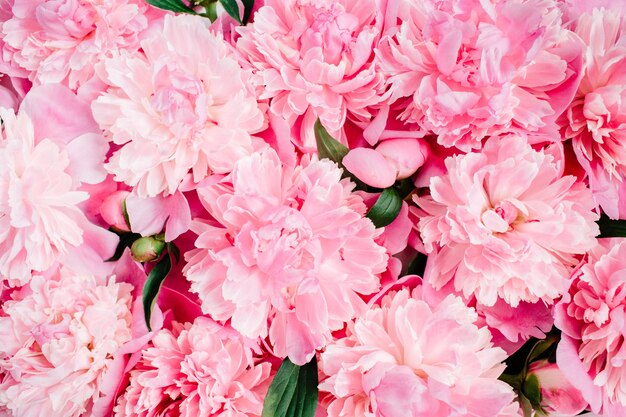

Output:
xmin=375 ymin=138 xmax=427 ymax=180
xmin=342 ymin=147 xmax=397 ymax=189
xmin=527 ymin=360 xmax=588 ymax=416
xmin=131 ymin=236 xmax=166 ymax=263
xmin=100 ymin=190 xmax=131 ymax=232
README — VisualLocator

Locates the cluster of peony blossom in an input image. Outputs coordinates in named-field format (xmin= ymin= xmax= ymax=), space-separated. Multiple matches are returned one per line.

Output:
xmin=1 ymin=0 xmax=626 ymax=416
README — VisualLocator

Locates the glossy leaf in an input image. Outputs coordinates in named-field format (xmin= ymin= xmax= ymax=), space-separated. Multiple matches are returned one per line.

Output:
xmin=146 ymin=0 xmax=196 ymax=14
xmin=526 ymin=335 xmax=558 ymax=365
xmin=142 ymin=252 xmax=172 ymax=330
xmin=314 ymin=119 xmax=370 ymax=190
xmin=314 ymin=119 xmax=349 ymax=164
xmin=218 ymin=0 xmax=241 ymax=23
xmin=366 ymin=188 xmax=403 ymax=228
xmin=262 ymin=357 xmax=318 ymax=417
xmin=105 ymin=230 xmax=141 ymax=262
xmin=219 ymin=0 xmax=254 ymax=24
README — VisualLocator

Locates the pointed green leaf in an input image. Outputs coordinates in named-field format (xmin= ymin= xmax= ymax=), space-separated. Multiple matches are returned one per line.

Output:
xmin=219 ymin=0 xmax=242 ymax=23
xmin=522 ymin=373 xmax=542 ymax=409
xmin=106 ymin=230 xmax=141 ymax=262
xmin=142 ymin=252 xmax=173 ymax=330
xmin=519 ymin=395 xmax=534 ymax=417
xmin=313 ymin=119 xmax=370 ymax=190
xmin=168 ymin=242 xmax=181 ymax=264
xmin=314 ymin=119 xmax=349 ymax=163
xmin=527 ymin=335 xmax=559 ymax=365
xmin=146 ymin=0 xmax=196 ymax=14
xmin=262 ymin=357 xmax=318 ymax=417
xmin=366 ymin=187 xmax=402 ymax=228
xmin=597 ymin=214 xmax=626 ymax=238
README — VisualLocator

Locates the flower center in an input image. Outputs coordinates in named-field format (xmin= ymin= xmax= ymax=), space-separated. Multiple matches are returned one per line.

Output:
xmin=297 ymin=1 xmax=358 ymax=65
xmin=36 ymin=0 xmax=96 ymax=39
xmin=481 ymin=200 xmax=519 ymax=233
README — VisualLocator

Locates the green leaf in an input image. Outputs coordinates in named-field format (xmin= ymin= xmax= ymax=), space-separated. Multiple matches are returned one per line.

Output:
xmin=522 ymin=373 xmax=542 ymax=409
xmin=106 ymin=230 xmax=141 ymax=262
xmin=219 ymin=0 xmax=242 ymax=23
xmin=519 ymin=395 xmax=534 ymax=417
xmin=146 ymin=0 xmax=196 ymax=14
xmin=313 ymin=119 xmax=370 ymax=191
xmin=597 ymin=214 xmax=626 ymax=238
xmin=122 ymin=198 xmax=131 ymax=230
xmin=527 ymin=335 xmax=558 ymax=365
xmin=314 ymin=119 xmax=349 ymax=164
xmin=366 ymin=188 xmax=403 ymax=228
xmin=262 ymin=357 xmax=318 ymax=417
xmin=142 ymin=251 xmax=173 ymax=330
xmin=168 ymin=242 xmax=181 ymax=264
xmin=499 ymin=372 xmax=524 ymax=390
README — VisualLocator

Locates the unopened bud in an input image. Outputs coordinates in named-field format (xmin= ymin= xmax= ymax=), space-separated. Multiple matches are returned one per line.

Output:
xmin=100 ymin=190 xmax=131 ymax=232
xmin=375 ymin=138 xmax=427 ymax=180
xmin=131 ymin=236 xmax=165 ymax=263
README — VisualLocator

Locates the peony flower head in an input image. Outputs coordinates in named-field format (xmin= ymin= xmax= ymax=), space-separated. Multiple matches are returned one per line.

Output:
xmin=319 ymin=287 xmax=519 ymax=417
xmin=0 ymin=0 xmax=162 ymax=91
xmin=555 ymin=238 xmax=626 ymax=414
xmin=114 ymin=316 xmax=271 ymax=417
xmin=376 ymin=0 xmax=583 ymax=151
xmin=93 ymin=14 xmax=267 ymax=198
xmin=0 ymin=84 xmax=109 ymax=288
xmin=0 ymin=268 xmax=134 ymax=417
xmin=236 ymin=0 xmax=386 ymax=151
xmin=416 ymin=135 xmax=599 ymax=307
xmin=563 ymin=9 xmax=626 ymax=219
xmin=184 ymin=148 xmax=388 ymax=364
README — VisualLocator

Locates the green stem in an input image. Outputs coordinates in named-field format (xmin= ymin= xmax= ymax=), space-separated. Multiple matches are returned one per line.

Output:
xmin=203 ymin=0 xmax=218 ymax=21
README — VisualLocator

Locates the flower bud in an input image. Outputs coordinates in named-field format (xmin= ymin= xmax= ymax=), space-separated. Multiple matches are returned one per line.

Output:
xmin=342 ymin=147 xmax=397 ymax=188
xmin=100 ymin=190 xmax=131 ymax=232
xmin=526 ymin=360 xmax=588 ymax=416
xmin=131 ymin=236 xmax=166 ymax=263
xmin=375 ymin=138 xmax=427 ymax=180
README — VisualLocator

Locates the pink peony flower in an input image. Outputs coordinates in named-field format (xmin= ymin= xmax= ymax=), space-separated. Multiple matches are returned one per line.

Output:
xmin=236 ymin=0 xmax=386 ymax=151
xmin=416 ymin=135 xmax=599 ymax=308
xmin=319 ymin=287 xmax=519 ymax=417
xmin=93 ymin=14 xmax=267 ymax=198
xmin=376 ymin=0 xmax=583 ymax=151
xmin=0 ymin=268 xmax=134 ymax=417
xmin=184 ymin=148 xmax=388 ymax=364
xmin=0 ymin=84 xmax=110 ymax=288
xmin=0 ymin=0 xmax=162 ymax=91
xmin=114 ymin=317 xmax=271 ymax=417
xmin=563 ymin=9 xmax=626 ymax=219
xmin=555 ymin=238 xmax=626 ymax=414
